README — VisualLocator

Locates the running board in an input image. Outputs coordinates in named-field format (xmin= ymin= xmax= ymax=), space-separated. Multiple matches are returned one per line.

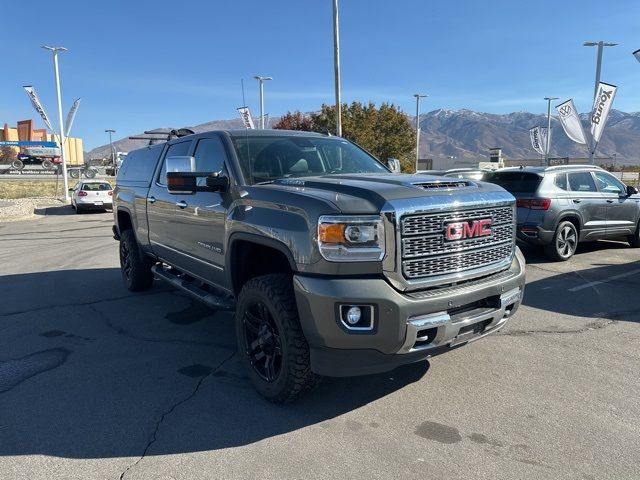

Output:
xmin=151 ymin=264 xmax=235 ymax=311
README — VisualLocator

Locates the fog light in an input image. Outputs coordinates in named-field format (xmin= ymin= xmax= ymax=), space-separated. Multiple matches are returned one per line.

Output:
xmin=346 ymin=306 xmax=362 ymax=325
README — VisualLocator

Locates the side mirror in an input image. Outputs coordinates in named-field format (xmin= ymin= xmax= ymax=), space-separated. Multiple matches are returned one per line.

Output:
xmin=387 ymin=158 xmax=401 ymax=173
xmin=626 ymin=185 xmax=638 ymax=196
xmin=206 ymin=173 xmax=229 ymax=192
xmin=166 ymin=155 xmax=196 ymax=174
xmin=165 ymin=153 xmax=228 ymax=194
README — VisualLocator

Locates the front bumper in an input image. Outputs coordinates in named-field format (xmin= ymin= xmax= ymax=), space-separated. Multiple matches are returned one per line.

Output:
xmin=293 ymin=248 xmax=526 ymax=377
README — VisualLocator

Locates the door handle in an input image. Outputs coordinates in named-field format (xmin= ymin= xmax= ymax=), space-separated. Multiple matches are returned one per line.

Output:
xmin=148 ymin=196 xmax=156 ymax=204
xmin=606 ymin=199 xmax=615 ymax=203
xmin=572 ymin=199 xmax=581 ymax=204
xmin=176 ymin=201 xmax=188 ymax=209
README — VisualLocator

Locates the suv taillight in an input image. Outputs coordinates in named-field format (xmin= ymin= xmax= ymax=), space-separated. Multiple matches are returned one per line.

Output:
xmin=78 ymin=191 xmax=88 ymax=197
xmin=516 ymin=198 xmax=551 ymax=210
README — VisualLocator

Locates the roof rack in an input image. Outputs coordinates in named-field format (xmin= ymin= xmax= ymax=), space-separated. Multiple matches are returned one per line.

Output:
xmin=128 ymin=127 xmax=195 ymax=145
xmin=544 ymin=164 xmax=604 ymax=171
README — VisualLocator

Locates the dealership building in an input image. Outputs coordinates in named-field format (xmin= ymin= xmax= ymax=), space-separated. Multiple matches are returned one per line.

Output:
xmin=0 ymin=119 xmax=84 ymax=165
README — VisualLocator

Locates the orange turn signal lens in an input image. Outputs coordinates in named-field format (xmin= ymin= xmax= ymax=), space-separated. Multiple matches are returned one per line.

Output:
xmin=318 ymin=223 xmax=346 ymax=244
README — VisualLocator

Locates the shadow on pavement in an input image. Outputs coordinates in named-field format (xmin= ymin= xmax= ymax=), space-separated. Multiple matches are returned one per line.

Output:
xmin=518 ymin=239 xmax=630 ymax=265
xmin=521 ymin=248 xmax=640 ymax=322
xmin=0 ymin=268 xmax=430 ymax=459
xmin=34 ymin=205 xmax=112 ymax=216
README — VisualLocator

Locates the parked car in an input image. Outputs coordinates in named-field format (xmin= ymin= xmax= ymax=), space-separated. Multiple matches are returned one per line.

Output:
xmin=113 ymin=129 xmax=525 ymax=402
xmin=484 ymin=165 xmax=640 ymax=261
xmin=71 ymin=181 xmax=113 ymax=213
xmin=443 ymin=168 xmax=490 ymax=181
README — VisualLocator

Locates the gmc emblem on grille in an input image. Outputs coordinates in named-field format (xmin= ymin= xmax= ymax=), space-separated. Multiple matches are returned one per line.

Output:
xmin=444 ymin=218 xmax=492 ymax=241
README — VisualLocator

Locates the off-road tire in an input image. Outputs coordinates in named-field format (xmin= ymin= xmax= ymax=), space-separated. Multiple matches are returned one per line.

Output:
xmin=236 ymin=274 xmax=319 ymax=403
xmin=628 ymin=221 xmax=640 ymax=248
xmin=544 ymin=220 xmax=578 ymax=261
xmin=119 ymin=229 xmax=154 ymax=292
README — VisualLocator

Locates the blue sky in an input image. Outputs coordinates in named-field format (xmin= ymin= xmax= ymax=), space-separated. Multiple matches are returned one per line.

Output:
xmin=2 ymin=0 xmax=640 ymax=149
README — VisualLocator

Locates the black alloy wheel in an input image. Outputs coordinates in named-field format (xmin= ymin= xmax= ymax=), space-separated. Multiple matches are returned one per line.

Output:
xmin=243 ymin=301 xmax=283 ymax=382
xmin=120 ymin=239 xmax=133 ymax=281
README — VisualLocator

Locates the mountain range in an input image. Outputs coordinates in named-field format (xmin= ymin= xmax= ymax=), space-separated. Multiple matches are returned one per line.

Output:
xmin=87 ymin=109 xmax=640 ymax=165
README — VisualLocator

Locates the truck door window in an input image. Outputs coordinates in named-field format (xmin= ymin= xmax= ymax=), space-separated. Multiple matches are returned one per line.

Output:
xmin=158 ymin=141 xmax=192 ymax=185
xmin=193 ymin=138 xmax=228 ymax=186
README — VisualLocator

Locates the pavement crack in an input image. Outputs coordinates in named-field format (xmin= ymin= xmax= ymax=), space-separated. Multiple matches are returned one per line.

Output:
xmin=118 ymin=350 xmax=237 ymax=480
xmin=0 ymin=291 xmax=164 ymax=318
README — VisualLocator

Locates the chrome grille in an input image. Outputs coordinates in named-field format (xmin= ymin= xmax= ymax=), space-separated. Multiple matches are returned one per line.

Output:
xmin=400 ymin=205 xmax=515 ymax=280
xmin=403 ymin=244 xmax=513 ymax=279
xmin=402 ymin=224 xmax=513 ymax=258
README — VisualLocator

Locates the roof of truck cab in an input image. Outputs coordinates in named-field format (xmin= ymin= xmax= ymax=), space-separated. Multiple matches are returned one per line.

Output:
xmin=224 ymin=129 xmax=329 ymax=138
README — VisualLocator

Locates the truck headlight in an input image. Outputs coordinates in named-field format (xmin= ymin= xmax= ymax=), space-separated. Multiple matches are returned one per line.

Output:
xmin=317 ymin=215 xmax=385 ymax=262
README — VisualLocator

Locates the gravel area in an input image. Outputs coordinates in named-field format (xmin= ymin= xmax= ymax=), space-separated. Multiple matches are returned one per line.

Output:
xmin=0 ymin=197 xmax=66 ymax=222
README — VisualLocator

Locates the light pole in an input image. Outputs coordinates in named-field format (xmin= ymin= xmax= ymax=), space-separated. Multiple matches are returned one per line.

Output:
xmin=42 ymin=45 xmax=69 ymax=200
xmin=105 ymin=129 xmax=116 ymax=166
xmin=584 ymin=41 xmax=617 ymax=164
xmin=332 ymin=0 xmax=342 ymax=136
xmin=544 ymin=96 xmax=558 ymax=166
xmin=253 ymin=76 xmax=272 ymax=129
xmin=413 ymin=94 xmax=427 ymax=171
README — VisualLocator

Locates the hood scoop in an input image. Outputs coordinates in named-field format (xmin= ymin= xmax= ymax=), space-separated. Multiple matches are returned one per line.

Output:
xmin=413 ymin=180 xmax=473 ymax=190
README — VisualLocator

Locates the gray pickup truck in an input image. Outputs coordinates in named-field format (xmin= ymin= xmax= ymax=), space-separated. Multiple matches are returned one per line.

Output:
xmin=113 ymin=129 xmax=525 ymax=402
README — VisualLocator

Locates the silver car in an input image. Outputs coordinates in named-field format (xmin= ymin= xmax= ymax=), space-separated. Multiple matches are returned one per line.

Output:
xmin=484 ymin=165 xmax=640 ymax=261
xmin=71 ymin=181 xmax=113 ymax=213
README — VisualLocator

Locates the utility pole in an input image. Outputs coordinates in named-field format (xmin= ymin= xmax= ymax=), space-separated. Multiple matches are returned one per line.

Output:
xmin=253 ymin=76 xmax=272 ymax=129
xmin=105 ymin=129 xmax=116 ymax=166
xmin=584 ymin=41 xmax=617 ymax=164
xmin=413 ymin=94 xmax=427 ymax=172
xmin=544 ymin=97 xmax=558 ymax=166
xmin=332 ymin=0 xmax=342 ymax=136
xmin=42 ymin=45 xmax=69 ymax=200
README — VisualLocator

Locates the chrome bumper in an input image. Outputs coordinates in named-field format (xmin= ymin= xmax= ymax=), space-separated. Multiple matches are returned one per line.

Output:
xmin=397 ymin=287 xmax=522 ymax=354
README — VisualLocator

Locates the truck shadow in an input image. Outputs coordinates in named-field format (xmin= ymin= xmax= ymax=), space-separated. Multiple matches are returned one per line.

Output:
xmin=518 ymin=240 xmax=630 ymax=265
xmin=520 ymin=246 xmax=640 ymax=322
xmin=0 ymin=268 xmax=429 ymax=459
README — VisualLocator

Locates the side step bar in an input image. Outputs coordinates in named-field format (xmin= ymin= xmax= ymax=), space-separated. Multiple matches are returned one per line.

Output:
xmin=151 ymin=264 xmax=235 ymax=311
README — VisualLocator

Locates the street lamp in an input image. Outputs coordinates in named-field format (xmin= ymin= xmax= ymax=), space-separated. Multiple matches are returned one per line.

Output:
xmin=105 ymin=129 xmax=116 ymax=166
xmin=413 ymin=94 xmax=427 ymax=172
xmin=584 ymin=41 xmax=617 ymax=164
xmin=544 ymin=96 xmax=558 ymax=166
xmin=41 ymin=45 xmax=70 ymax=200
xmin=253 ymin=75 xmax=272 ymax=129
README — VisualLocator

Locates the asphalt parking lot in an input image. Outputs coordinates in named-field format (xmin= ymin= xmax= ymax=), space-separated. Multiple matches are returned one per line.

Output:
xmin=1 ymin=210 xmax=639 ymax=480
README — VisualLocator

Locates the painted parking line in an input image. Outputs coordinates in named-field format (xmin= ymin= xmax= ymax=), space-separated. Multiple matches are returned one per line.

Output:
xmin=568 ymin=268 xmax=640 ymax=292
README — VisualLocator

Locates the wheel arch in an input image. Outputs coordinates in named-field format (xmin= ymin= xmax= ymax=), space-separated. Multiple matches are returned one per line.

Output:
xmin=227 ymin=233 xmax=297 ymax=296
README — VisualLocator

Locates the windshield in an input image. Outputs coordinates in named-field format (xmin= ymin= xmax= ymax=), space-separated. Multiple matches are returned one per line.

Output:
xmin=230 ymin=135 xmax=389 ymax=185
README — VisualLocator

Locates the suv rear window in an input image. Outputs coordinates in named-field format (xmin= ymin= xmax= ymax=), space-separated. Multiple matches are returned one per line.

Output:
xmin=484 ymin=172 xmax=542 ymax=193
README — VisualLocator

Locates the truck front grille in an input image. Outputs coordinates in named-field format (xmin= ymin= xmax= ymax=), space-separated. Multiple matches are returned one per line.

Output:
xmin=400 ymin=206 xmax=514 ymax=280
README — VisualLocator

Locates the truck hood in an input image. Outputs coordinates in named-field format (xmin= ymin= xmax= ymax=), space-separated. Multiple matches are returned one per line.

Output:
xmin=260 ymin=173 xmax=512 ymax=214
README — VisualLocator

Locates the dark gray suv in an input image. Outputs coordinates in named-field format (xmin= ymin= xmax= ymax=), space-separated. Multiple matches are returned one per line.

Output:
xmin=484 ymin=166 xmax=640 ymax=261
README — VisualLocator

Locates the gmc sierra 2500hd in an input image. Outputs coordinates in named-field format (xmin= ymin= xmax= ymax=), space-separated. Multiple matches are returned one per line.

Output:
xmin=113 ymin=129 xmax=525 ymax=402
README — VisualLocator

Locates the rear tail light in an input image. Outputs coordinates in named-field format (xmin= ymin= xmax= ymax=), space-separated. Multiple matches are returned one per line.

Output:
xmin=108 ymin=191 xmax=113 ymax=196
xmin=516 ymin=198 xmax=551 ymax=210
xmin=78 ymin=191 xmax=88 ymax=197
